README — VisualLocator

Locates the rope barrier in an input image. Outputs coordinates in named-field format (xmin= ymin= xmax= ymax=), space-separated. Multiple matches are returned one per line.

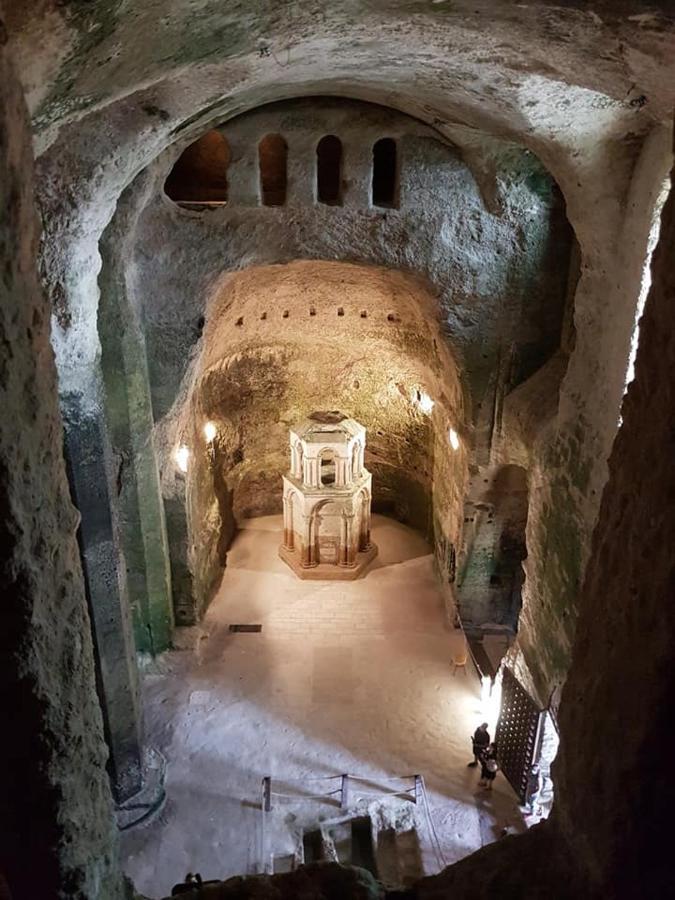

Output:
xmin=260 ymin=772 xmax=448 ymax=875
xmin=271 ymin=791 xmax=342 ymax=800
xmin=347 ymin=789 xmax=416 ymax=798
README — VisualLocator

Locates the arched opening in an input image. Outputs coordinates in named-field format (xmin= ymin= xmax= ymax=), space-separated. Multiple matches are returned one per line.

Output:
xmin=319 ymin=448 xmax=336 ymax=486
xmin=372 ymin=137 xmax=397 ymax=208
xmin=311 ymin=499 xmax=342 ymax=564
xmin=316 ymin=135 xmax=342 ymax=205
xmin=259 ymin=134 xmax=287 ymax=206
xmin=457 ymin=464 xmax=529 ymax=631
xmin=164 ymin=130 xmax=230 ymax=203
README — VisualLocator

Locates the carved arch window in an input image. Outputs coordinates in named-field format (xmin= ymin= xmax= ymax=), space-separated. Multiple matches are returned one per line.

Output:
xmin=316 ymin=135 xmax=343 ymax=205
xmin=259 ymin=134 xmax=288 ymax=206
xmin=164 ymin=130 xmax=230 ymax=203
xmin=372 ymin=137 xmax=398 ymax=208
xmin=319 ymin=449 xmax=336 ymax=486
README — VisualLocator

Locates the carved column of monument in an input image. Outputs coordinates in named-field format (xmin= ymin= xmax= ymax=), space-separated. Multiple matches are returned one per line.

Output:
xmin=300 ymin=514 xmax=313 ymax=567
xmin=339 ymin=511 xmax=357 ymax=566
xmin=359 ymin=492 xmax=372 ymax=552
xmin=280 ymin=412 xmax=377 ymax=580
xmin=282 ymin=494 xmax=294 ymax=550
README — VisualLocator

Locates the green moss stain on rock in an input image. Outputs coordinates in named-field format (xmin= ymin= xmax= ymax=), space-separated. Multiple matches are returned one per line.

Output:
xmin=99 ymin=223 xmax=174 ymax=655
xmin=34 ymin=1 xmax=256 ymax=131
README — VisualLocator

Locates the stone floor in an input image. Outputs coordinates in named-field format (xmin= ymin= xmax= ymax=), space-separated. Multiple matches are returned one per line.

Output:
xmin=122 ymin=515 xmax=525 ymax=898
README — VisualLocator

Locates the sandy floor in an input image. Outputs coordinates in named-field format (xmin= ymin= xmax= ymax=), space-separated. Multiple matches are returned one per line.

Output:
xmin=122 ymin=515 xmax=524 ymax=898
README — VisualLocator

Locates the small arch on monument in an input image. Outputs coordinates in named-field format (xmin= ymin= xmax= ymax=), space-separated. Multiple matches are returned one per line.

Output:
xmin=319 ymin=449 xmax=336 ymax=486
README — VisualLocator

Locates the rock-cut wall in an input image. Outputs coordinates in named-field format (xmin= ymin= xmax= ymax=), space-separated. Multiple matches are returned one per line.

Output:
xmin=0 ymin=16 xmax=126 ymax=900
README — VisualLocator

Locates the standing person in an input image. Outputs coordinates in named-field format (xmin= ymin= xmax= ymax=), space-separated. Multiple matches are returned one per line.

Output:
xmin=468 ymin=722 xmax=490 ymax=767
xmin=479 ymin=743 xmax=499 ymax=789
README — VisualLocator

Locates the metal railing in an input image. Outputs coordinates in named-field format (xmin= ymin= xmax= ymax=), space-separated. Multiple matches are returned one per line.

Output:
xmin=259 ymin=772 xmax=447 ymax=874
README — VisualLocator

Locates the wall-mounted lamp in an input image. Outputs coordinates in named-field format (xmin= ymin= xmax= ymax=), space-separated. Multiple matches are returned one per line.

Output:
xmin=412 ymin=389 xmax=435 ymax=415
xmin=175 ymin=445 xmax=190 ymax=473
xmin=448 ymin=427 xmax=460 ymax=451
xmin=203 ymin=421 xmax=217 ymax=464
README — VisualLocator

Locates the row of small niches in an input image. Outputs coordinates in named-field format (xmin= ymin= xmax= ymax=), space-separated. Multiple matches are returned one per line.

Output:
xmin=234 ymin=309 xmax=402 ymax=326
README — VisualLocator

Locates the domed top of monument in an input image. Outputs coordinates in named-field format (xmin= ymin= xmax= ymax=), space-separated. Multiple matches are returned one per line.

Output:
xmin=290 ymin=412 xmax=365 ymax=448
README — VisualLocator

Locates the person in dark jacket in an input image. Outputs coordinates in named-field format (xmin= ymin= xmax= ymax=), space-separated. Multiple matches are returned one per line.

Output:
xmin=468 ymin=722 xmax=490 ymax=767
xmin=479 ymin=743 xmax=499 ymax=789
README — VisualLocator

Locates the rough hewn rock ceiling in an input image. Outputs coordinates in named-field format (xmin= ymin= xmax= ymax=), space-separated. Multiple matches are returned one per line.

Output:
xmin=8 ymin=1 xmax=675 ymax=158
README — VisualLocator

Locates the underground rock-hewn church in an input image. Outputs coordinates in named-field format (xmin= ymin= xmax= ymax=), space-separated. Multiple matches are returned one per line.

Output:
xmin=1 ymin=3 xmax=674 ymax=899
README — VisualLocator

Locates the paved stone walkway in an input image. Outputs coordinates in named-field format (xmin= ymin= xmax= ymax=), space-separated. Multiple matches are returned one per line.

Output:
xmin=122 ymin=515 xmax=524 ymax=898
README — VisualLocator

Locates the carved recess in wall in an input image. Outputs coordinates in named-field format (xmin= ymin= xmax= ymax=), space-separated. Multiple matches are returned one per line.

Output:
xmin=279 ymin=412 xmax=377 ymax=580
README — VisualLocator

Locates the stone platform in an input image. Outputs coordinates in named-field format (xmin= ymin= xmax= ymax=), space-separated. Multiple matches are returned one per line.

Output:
xmin=279 ymin=542 xmax=378 ymax=580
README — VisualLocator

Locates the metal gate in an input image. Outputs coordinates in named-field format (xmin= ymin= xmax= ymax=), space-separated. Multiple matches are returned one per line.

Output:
xmin=495 ymin=668 xmax=543 ymax=802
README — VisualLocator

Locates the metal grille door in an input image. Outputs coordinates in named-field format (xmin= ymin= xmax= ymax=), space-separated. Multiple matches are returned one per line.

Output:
xmin=495 ymin=668 xmax=543 ymax=802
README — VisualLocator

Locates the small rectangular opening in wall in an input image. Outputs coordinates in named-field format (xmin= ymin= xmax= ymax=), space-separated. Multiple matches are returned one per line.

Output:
xmin=229 ymin=624 xmax=263 ymax=633
xmin=351 ymin=817 xmax=377 ymax=876
xmin=302 ymin=829 xmax=324 ymax=864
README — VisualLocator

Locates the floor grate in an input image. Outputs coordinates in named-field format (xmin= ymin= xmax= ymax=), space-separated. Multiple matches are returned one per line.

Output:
xmin=229 ymin=624 xmax=263 ymax=633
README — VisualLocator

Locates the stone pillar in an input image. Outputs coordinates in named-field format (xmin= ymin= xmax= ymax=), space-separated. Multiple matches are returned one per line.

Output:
xmin=286 ymin=132 xmax=316 ymax=206
xmin=340 ymin=513 xmax=356 ymax=566
xmin=341 ymin=137 xmax=372 ymax=208
xmin=300 ymin=514 xmax=313 ymax=567
xmin=99 ymin=216 xmax=174 ymax=655
xmin=282 ymin=496 xmax=294 ymax=549
xmin=311 ymin=510 xmax=320 ymax=565
xmin=61 ymin=381 xmax=144 ymax=803
xmin=227 ymin=134 xmax=259 ymax=206
xmin=359 ymin=494 xmax=372 ymax=551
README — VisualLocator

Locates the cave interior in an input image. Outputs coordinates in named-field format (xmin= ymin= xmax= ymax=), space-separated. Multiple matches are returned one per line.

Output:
xmin=1 ymin=3 xmax=675 ymax=899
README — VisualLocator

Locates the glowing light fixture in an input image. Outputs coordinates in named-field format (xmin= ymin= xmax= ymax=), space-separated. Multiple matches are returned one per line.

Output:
xmin=448 ymin=427 xmax=460 ymax=451
xmin=204 ymin=421 xmax=217 ymax=443
xmin=175 ymin=445 xmax=190 ymax=473
xmin=480 ymin=674 xmax=502 ymax=731
xmin=416 ymin=391 xmax=435 ymax=415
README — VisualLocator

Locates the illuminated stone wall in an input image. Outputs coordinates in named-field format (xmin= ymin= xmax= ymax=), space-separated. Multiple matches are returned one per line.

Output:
xmin=111 ymin=97 xmax=571 ymax=627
